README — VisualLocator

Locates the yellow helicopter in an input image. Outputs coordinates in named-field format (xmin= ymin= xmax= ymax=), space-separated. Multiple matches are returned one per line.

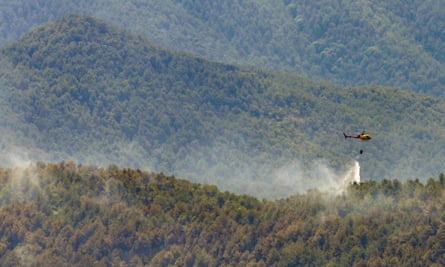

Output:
xmin=343 ymin=131 xmax=372 ymax=141
xmin=343 ymin=131 xmax=372 ymax=154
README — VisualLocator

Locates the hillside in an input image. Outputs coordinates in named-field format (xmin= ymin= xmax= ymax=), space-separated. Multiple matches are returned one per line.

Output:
xmin=1 ymin=16 xmax=445 ymax=198
xmin=0 ymin=162 xmax=444 ymax=266
xmin=0 ymin=0 xmax=444 ymax=96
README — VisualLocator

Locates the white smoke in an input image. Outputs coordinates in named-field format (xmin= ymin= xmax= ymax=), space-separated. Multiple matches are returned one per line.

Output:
xmin=272 ymin=159 xmax=360 ymax=197
xmin=337 ymin=160 xmax=360 ymax=194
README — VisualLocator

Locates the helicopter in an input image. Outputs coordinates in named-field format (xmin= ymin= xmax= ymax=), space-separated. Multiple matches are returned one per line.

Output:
xmin=343 ymin=131 xmax=372 ymax=141
xmin=343 ymin=131 xmax=371 ymax=154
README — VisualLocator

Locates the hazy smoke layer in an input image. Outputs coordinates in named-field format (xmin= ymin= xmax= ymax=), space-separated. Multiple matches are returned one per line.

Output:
xmin=272 ymin=159 xmax=360 ymax=197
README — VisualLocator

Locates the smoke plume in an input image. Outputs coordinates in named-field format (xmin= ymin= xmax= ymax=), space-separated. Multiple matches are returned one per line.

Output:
xmin=272 ymin=159 xmax=360 ymax=197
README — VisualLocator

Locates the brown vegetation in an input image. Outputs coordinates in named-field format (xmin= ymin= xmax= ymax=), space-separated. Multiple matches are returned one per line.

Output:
xmin=0 ymin=162 xmax=443 ymax=266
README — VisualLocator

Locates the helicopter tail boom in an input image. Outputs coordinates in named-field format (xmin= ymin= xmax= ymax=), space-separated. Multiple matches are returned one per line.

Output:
xmin=343 ymin=133 xmax=352 ymax=139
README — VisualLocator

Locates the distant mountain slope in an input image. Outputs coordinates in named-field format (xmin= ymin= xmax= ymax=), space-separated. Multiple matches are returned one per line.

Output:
xmin=1 ymin=16 xmax=445 ymax=197
xmin=0 ymin=0 xmax=443 ymax=96
xmin=0 ymin=162 xmax=443 ymax=266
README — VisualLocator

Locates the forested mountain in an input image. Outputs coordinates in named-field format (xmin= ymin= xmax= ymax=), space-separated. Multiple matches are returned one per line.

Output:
xmin=0 ymin=162 xmax=444 ymax=266
xmin=0 ymin=0 xmax=444 ymax=96
xmin=1 ymin=16 xmax=445 ymax=198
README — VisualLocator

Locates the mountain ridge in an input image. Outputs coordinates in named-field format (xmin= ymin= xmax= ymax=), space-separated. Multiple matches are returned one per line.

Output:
xmin=1 ymin=15 xmax=445 ymax=197
xmin=0 ymin=0 xmax=443 ymax=96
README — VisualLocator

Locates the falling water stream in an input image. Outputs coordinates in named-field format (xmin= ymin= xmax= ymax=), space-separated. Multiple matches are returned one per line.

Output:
xmin=336 ymin=160 xmax=360 ymax=194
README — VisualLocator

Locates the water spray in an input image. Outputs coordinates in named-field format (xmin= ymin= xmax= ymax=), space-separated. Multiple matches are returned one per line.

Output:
xmin=336 ymin=160 xmax=360 ymax=194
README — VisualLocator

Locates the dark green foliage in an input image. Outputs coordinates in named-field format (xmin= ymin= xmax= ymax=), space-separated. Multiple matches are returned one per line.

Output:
xmin=1 ymin=16 xmax=445 ymax=198
xmin=0 ymin=162 xmax=444 ymax=266
xmin=0 ymin=1 xmax=444 ymax=96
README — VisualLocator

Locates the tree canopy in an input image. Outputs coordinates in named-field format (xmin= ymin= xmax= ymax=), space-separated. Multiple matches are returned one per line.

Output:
xmin=0 ymin=162 xmax=443 ymax=266
xmin=1 ymin=16 xmax=445 ymax=197
xmin=0 ymin=0 xmax=444 ymax=96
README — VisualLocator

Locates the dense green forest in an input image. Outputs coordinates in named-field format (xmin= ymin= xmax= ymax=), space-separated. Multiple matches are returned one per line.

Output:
xmin=0 ymin=0 xmax=443 ymax=96
xmin=0 ymin=162 xmax=443 ymax=266
xmin=1 ymin=16 xmax=445 ymax=197
xmin=0 ymin=10 xmax=444 ymax=266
